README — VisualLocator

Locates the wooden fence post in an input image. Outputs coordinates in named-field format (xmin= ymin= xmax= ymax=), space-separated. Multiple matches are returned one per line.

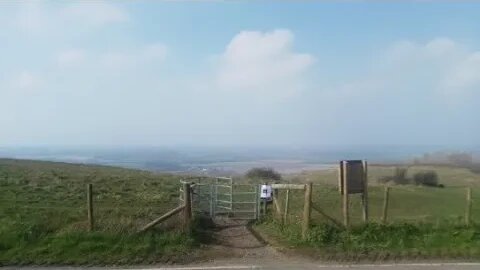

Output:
xmin=362 ymin=160 xmax=369 ymax=223
xmin=139 ymin=205 xmax=186 ymax=233
xmin=183 ymin=182 xmax=192 ymax=232
xmin=382 ymin=186 xmax=390 ymax=224
xmin=263 ymin=198 xmax=267 ymax=216
xmin=284 ymin=189 xmax=290 ymax=224
xmin=272 ymin=189 xmax=282 ymax=220
xmin=87 ymin=183 xmax=94 ymax=231
xmin=466 ymin=187 xmax=472 ymax=226
xmin=302 ymin=183 xmax=312 ymax=240
xmin=230 ymin=178 xmax=234 ymax=216
xmin=342 ymin=162 xmax=350 ymax=228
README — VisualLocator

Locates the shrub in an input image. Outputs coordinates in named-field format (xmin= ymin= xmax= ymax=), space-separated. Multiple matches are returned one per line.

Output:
xmin=245 ymin=167 xmax=282 ymax=182
xmin=392 ymin=167 xmax=410 ymax=185
xmin=378 ymin=176 xmax=391 ymax=184
xmin=413 ymin=171 xmax=440 ymax=187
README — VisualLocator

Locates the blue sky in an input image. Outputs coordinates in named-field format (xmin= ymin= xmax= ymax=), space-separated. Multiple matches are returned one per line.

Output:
xmin=1 ymin=1 xmax=479 ymax=147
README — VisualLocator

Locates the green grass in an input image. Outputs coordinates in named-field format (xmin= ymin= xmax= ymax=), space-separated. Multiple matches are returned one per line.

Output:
xmin=294 ymin=164 xmax=480 ymax=187
xmin=0 ymin=158 xmax=195 ymax=265
xmin=280 ymin=164 xmax=480 ymax=225
xmin=4 ymin=158 xmax=480 ymax=264
xmin=257 ymin=164 xmax=480 ymax=260
xmin=272 ymin=185 xmax=480 ymax=227
xmin=257 ymin=219 xmax=480 ymax=260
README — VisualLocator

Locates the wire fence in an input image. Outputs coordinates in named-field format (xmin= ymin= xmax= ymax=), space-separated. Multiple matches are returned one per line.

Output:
xmin=273 ymin=184 xmax=479 ymax=227
xmin=3 ymin=178 xmax=479 ymax=236
xmin=0 ymin=180 xmax=183 ymax=234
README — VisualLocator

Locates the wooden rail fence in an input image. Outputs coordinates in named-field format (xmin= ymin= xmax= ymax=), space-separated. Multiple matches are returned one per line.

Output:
xmin=83 ymin=183 xmax=194 ymax=233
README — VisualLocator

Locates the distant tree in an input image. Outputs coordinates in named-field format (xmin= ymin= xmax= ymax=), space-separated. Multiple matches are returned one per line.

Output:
xmin=392 ymin=167 xmax=410 ymax=185
xmin=245 ymin=167 xmax=282 ymax=182
xmin=378 ymin=167 xmax=411 ymax=185
xmin=377 ymin=176 xmax=391 ymax=184
xmin=413 ymin=171 xmax=441 ymax=187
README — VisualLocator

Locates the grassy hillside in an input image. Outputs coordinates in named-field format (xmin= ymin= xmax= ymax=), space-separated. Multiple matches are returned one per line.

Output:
xmin=277 ymin=164 xmax=480 ymax=225
xmin=293 ymin=164 xmax=480 ymax=187
xmin=255 ymin=164 xmax=480 ymax=260
xmin=0 ymin=159 xmax=193 ymax=265
xmin=4 ymin=159 xmax=480 ymax=263
xmin=272 ymin=185 xmax=478 ymax=226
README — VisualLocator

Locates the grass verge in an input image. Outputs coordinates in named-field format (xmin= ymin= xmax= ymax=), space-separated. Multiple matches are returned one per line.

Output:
xmin=0 ymin=159 xmax=200 ymax=265
xmin=0 ymin=218 xmax=196 ymax=266
xmin=255 ymin=218 xmax=480 ymax=261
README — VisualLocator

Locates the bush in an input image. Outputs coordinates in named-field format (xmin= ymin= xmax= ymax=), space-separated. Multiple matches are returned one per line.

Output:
xmin=245 ymin=167 xmax=282 ymax=182
xmin=413 ymin=171 xmax=440 ymax=187
xmin=378 ymin=176 xmax=391 ymax=184
xmin=392 ymin=167 xmax=410 ymax=185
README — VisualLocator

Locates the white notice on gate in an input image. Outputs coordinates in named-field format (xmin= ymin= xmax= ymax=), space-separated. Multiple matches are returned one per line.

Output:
xmin=260 ymin=184 xmax=272 ymax=199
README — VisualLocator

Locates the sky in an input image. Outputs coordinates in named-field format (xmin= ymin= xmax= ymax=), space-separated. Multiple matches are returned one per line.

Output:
xmin=1 ymin=1 xmax=480 ymax=148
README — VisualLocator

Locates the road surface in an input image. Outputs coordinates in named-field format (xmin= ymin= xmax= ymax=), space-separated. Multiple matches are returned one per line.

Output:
xmin=3 ymin=262 xmax=480 ymax=270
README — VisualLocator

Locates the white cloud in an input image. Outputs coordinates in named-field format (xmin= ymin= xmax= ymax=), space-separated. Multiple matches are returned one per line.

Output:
xmin=56 ymin=49 xmax=86 ymax=68
xmin=338 ymin=38 xmax=480 ymax=103
xmin=14 ymin=1 xmax=50 ymax=34
xmin=442 ymin=52 xmax=480 ymax=95
xmin=13 ymin=1 xmax=128 ymax=35
xmin=215 ymin=29 xmax=315 ymax=98
xmin=143 ymin=43 xmax=168 ymax=59
xmin=100 ymin=51 xmax=135 ymax=69
xmin=11 ymin=71 xmax=39 ymax=91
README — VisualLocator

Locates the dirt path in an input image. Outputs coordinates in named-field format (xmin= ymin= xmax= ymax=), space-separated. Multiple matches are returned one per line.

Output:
xmin=199 ymin=217 xmax=278 ymax=259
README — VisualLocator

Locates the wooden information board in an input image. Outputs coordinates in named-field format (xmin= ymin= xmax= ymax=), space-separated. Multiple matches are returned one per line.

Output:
xmin=338 ymin=160 xmax=369 ymax=227
xmin=339 ymin=160 xmax=366 ymax=194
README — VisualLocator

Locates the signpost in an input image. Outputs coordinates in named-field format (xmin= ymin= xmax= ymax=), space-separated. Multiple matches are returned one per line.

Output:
xmin=339 ymin=160 xmax=368 ymax=227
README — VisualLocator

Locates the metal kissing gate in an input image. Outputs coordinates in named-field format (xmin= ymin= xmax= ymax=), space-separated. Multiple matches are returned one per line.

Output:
xmin=180 ymin=177 xmax=261 ymax=220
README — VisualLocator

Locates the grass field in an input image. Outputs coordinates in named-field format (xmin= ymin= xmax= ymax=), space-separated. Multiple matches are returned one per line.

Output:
xmin=256 ymin=220 xmax=480 ymax=260
xmin=3 ymin=158 xmax=480 ymax=264
xmin=276 ymin=164 xmax=480 ymax=225
xmin=255 ymin=164 xmax=480 ymax=260
xmin=294 ymin=164 xmax=480 ymax=187
xmin=0 ymin=158 xmax=194 ymax=265
xmin=273 ymin=185 xmax=480 ymax=226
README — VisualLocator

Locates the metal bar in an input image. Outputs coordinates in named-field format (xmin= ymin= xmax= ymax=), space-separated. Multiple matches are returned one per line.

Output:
xmin=256 ymin=185 xmax=261 ymax=219
xmin=215 ymin=184 xmax=233 ymax=188
xmin=254 ymin=185 xmax=258 ymax=219
xmin=215 ymin=178 xmax=218 ymax=217
xmin=231 ymin=201 xmax=257 ymax=204
xmin=217 ymin=200 xmax=233 ymax=204
xmin=217 ymin=210 xmax=256 ymax=213
xmin=271 ymin=184 xmax=306 ymax=190
xmin=229 ymin=217 xmax=257 ymax=220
